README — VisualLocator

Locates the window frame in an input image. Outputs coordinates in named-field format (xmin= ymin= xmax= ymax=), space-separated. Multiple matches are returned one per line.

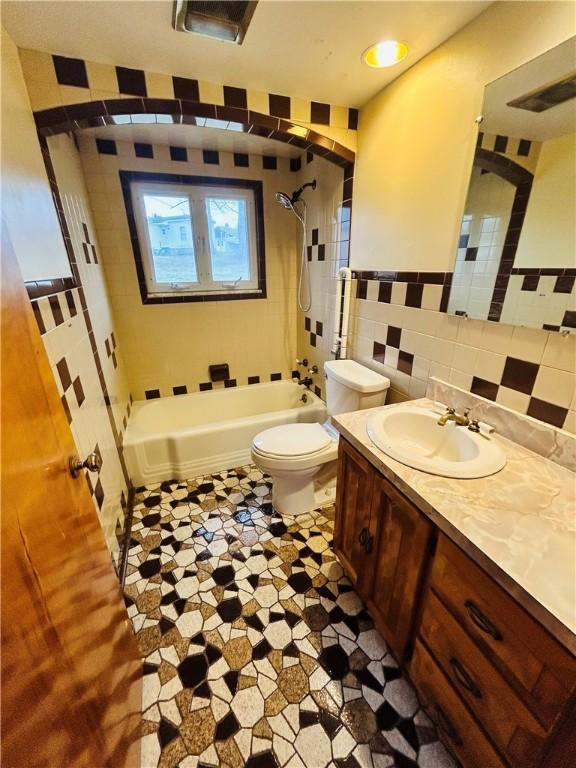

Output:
xmin=120 ymin=171 xmax=266 ymax=305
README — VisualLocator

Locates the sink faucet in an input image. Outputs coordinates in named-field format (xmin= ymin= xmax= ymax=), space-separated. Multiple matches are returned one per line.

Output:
xmin=437 ymin=406 xmax=471 ymax=427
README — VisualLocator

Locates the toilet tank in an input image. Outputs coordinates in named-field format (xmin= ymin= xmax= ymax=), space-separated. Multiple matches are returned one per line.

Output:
xmin=324 ymin=360 xmax=390 ymax=416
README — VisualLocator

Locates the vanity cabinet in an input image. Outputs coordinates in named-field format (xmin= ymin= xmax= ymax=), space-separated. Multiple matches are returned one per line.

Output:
xmin=333 ymin=438 xmax=375 ymax=589
xmin=334 ymin=439 xmax=432 ymax=660
xmin=419 ymin=535 xmax=576 ymax=768
xmin=334 ymin=437 xmax=576 ymax=768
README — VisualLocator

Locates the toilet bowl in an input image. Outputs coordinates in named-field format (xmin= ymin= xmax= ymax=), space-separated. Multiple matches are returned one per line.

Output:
xmin=251 ymin=360 xmax=390 ymax=516
xmin=252 ymin=421 xmax=339 ymax=516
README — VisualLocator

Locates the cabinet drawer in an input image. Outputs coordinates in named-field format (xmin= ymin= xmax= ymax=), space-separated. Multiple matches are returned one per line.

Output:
xmin=420 ymin=590 xmax=548 ymax=766
xmin=410 ymin=639 xmax=506 ymax=768
xmin=431 ymin=535 xmax=575 ymax=727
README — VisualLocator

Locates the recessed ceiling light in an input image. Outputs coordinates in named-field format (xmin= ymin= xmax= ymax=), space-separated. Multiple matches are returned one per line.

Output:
xmin=362 ymin=40 xmax=408 ymax=68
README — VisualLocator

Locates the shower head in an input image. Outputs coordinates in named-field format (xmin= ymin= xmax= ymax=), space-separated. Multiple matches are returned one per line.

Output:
xmin=275 ymin=191 xmax=293 ymax=209
xmin=275 ymin=179 xmax=317 ymax=210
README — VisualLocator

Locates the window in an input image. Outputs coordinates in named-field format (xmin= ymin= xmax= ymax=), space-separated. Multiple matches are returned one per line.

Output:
xmin=126 ymin=173 xmax=265 ymax=303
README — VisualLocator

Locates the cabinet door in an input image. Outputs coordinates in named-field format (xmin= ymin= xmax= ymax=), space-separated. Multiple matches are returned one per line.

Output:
xmin=333 ymin=439 xmax=375 ymax=591
xmin=364 ymin=474 xmax=432 ymax=660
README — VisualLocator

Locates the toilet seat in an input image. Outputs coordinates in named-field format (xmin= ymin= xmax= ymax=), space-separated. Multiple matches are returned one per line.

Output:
xmin=252 ymin=422 xmax=332 ymax=460
xmin=251 ymin=360 xmax=389 ymax=516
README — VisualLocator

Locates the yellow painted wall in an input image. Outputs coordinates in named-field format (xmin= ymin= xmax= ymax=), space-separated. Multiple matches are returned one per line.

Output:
xmin=351 ymin=1 xmax=575 ymax=272
xmin=516 ymin=132 xmax=576 ymax=269
xmin=1 ymin=26 xmax=71 ymax=281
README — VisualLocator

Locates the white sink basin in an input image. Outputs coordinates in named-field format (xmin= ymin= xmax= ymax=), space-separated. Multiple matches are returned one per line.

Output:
xmin=366 ymin=405 xmax=506 ymax=479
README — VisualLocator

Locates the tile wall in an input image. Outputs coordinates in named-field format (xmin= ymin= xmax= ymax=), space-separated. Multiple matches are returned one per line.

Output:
xmin=30 ymin=133 xmax=132 ymax=561
xmin=469 ymin=132 xmax=575 ymax=330
xmin=77 ymin=135 xmax=301 ymax=400
xmin=345 ymin=128 xmax=575 ymax=434
xmin=18 ymin=48 xmax=359 ymax=152
xmin=350 ymin=277 xmax=576 ymax=432
xmin=288 ymin=142 xmax=574 ymax=437
xmin=477 ymin=131 xmax=541 ymax=173
xmin=295 ymin=154 xmax=352 ymax=399
xmin=448 ymin=168 xmax=516 ymax=320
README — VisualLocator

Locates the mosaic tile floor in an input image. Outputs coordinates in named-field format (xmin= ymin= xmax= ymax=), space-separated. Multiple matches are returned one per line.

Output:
xmin=125 ymin=466 xmax=456 ymax=768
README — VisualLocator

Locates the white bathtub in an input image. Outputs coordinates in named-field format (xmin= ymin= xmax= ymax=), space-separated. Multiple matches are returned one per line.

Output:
xmin=124 ymin=380 xmax=327 ymax=486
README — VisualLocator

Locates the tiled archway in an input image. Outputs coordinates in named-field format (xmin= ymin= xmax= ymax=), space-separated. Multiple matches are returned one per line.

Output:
xmin=473 ymin=148 xmax=534 ymax=322
xmin=33 ymin=98 xmax=355 ymax=169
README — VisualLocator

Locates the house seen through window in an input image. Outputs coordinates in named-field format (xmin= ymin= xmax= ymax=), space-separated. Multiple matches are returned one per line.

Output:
xmin=129 ymin=175 xmax=264 ymax=301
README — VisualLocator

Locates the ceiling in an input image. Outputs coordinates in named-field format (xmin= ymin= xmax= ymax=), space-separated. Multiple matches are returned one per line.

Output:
xmin=82 ymin=122 xmax=302 ymax=157
xmin=483 ymin=36 xmax=576 ymax=141
xmin=1 ymin=0 xmax=492 ymax=107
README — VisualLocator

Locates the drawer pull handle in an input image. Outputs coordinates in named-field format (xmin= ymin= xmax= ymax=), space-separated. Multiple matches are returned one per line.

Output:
xmin=434 ymin=705 xmax=463 ymax=746
xmin=450 ymin=657 xmax=482 ymax=699
xmin=365 ymin=535 xmax=374 ymax=554
xmin=358 ymin=527 xmax=367 ymax=546
xmin=465 ymin=600 xmax=503 ymax=642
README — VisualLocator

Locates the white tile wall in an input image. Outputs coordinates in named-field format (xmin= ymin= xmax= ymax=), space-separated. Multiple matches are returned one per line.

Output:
xmin=77 ymin=136 xmax=300 ymax=399
xmin=295 ymin=155 xmax=349 ymax=397
xmin=448 ymin=169 xmax=515 ymax=320
xmin=37 ymin=133 xmax=132 ymax=560
xmin=350 ymin=287 xmax=576 ymax=432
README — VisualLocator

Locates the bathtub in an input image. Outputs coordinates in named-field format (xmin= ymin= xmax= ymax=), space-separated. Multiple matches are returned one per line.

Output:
xmin=124 ymin=380 xmax=327 ymax=486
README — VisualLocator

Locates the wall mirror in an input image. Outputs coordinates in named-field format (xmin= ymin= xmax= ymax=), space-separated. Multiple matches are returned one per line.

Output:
xmin=448 ymin=36 xmax=576 ymax=332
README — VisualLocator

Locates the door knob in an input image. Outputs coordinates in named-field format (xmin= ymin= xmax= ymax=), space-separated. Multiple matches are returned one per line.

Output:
xmin=69 ymin=451 xmax=102 ymax=478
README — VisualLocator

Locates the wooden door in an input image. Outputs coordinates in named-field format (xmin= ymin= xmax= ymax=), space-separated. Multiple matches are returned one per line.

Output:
xmin=1 ymin=233 xmax=141 ymax=767
xmin=363 ymin=474 xmax=432 ymax=660
xmin=333 ymin=439 xmax=375 ymax=594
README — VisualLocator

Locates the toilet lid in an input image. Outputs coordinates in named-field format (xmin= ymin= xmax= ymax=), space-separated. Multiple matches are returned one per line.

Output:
xmin=253 ymin=423 xmax=332 ymax=458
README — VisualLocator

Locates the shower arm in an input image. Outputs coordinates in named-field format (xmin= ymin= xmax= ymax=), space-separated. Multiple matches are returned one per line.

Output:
xmin=290 ymin=179 xmax=317 ymax=205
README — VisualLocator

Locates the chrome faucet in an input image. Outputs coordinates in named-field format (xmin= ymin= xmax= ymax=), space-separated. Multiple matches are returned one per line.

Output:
xmin=437 ymin=407 xmax=471 ymax=427
xmin=299 ymin=377 xmax=313 ymax=388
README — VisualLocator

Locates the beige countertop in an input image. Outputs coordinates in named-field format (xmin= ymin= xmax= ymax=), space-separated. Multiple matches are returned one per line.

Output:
xmin=332 ymin=398 xmax=576 ymax=653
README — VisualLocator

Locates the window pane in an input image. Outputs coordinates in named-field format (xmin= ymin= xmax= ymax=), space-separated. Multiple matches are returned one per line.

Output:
xmin=143 ymin=194 xmax=197 ymax=283
xmin=205 ymin=198 xmax=251 ymax=282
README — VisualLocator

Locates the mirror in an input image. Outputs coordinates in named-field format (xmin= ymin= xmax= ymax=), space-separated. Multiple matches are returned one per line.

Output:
xmin=448 ymin=37 xmax=576 ymax=332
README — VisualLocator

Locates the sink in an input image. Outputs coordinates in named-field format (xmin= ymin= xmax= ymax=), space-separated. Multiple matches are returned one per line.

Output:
xmin=366 ymin=405 xmax=507 ymax=479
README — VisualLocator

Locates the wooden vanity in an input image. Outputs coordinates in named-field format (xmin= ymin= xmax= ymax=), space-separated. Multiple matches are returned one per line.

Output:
xmin=334 ymin=437 xmax=576 ymax=768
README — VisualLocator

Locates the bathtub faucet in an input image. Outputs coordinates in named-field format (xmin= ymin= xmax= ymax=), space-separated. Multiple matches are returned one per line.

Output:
xmin=299 ymin=377 xmax=313 ymax=389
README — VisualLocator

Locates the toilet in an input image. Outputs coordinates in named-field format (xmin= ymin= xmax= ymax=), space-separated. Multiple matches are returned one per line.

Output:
xmin=251 ymin=360 xmax=390 ymax=516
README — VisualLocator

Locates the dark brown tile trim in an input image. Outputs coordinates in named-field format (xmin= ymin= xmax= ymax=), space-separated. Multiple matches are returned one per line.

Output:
xmin=475 ymin=147 xmax=534 ymax=186
xmin=511 ymin=267 xmax=576 ymax=277
xmin=487 ymin=179 xmax=533 ymax=323
xmin=117 ymin=487 xmax=136 ymax=587
xmin=352 ymin=270 xmax=453 ymax=285
xmin=119 ymin=170 xmax=267 ymax=305
xmin=26 ymin=135 xmax=80 ymax=297
xmin=25 ymin=276 xmax=76 ymax=299
xmin=33 ymin=99 xmax=355 ymax=168
xmin=470 ymin=147 xmax=536 ymax=323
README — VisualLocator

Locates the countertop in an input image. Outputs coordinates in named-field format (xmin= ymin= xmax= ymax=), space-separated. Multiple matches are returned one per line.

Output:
xmin=332 ymin=398 xmax=576 ymax=653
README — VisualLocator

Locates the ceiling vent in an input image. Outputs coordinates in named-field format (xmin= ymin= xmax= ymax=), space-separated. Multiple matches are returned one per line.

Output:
xmin=173 ymin=1 xmax=258 ymax=44
xmin=507 ymin=72 xmax=576 ymax=113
